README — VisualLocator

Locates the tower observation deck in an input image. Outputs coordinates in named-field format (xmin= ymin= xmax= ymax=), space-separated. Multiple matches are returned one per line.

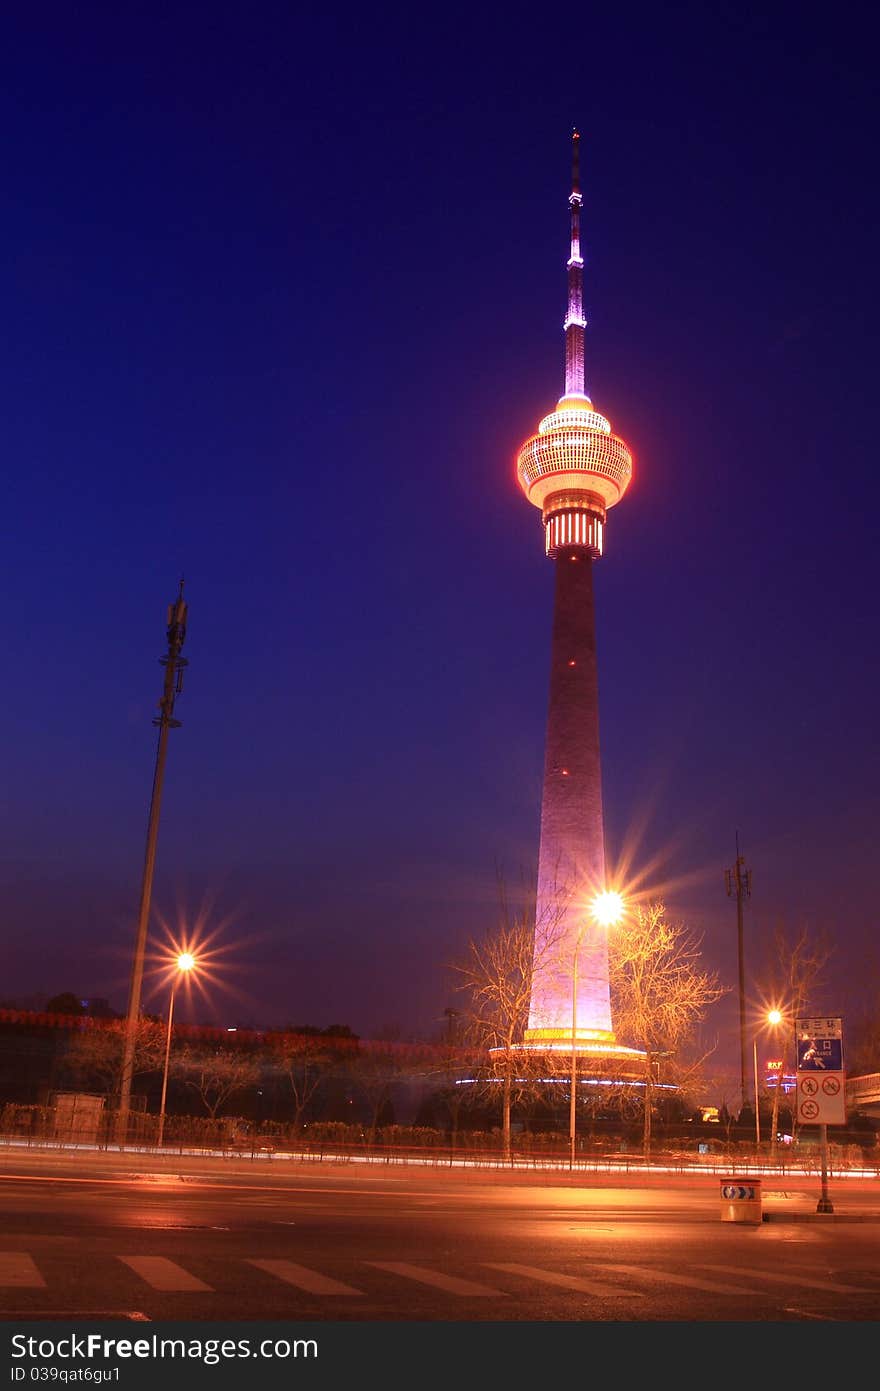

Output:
xmin=516 ymin=131 xmax=633 ymax=560
xmin=517 ymin=133 xmax=639 ymax=1062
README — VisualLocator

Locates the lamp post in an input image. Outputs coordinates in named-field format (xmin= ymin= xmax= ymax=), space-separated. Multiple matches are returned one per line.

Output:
xmin=752 ymin=1038 xmax=761 ymax=1146
xmin=767 ymin=1008 xmax=784 ymax=1160
xmin=157 ymin=952 xmax=195 ymax=1149
xmin=570 ymin=890 xmax=624 ymax=1170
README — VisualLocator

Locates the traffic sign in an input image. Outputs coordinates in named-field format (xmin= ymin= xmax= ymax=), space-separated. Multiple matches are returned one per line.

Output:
xmin=795 ymin=1016 xmax=846 ymax=1125
xmin=796 ymin=1036 xmax=843 ymax=1070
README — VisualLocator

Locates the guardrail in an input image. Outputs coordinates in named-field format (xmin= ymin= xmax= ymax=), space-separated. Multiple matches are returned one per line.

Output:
xmin=0 ymin=1112 xmax=877 ymax=1178
xmin=848 ymin=1073 xmax=880 ymax=1102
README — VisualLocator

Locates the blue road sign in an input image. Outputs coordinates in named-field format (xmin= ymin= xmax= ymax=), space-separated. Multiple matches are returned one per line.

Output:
xmin=796 ymin=1036 xmax=843 ymax=1071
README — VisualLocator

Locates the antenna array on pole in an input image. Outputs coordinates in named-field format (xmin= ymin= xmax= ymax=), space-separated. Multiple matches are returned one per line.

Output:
xmin=116 ymin=581 xmax=190 ymax=1143
xmin=725 ymin=836 xmax=752 ymax=1117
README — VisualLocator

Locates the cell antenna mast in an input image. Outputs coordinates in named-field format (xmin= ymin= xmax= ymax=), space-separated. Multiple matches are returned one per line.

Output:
xmin=725 ymin=834 xmax=752 ymax=1115
xmin=116 ymin=581 xmax=189 ymax=1142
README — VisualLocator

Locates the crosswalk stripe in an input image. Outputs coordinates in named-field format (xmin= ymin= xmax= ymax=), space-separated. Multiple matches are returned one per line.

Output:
xmin=0 ymin=1253 xmax=46 ymax=1288
xmin=117 ymin=1257 xmax=212 ymax=1292
xmin=595 ymin=1263 xmax=755 ymax=1294
xmin=698 ymin=1263 xmax=877 ymax=1294
xmin=366 ymin=1262 xmax=504 ymax=1296
xmin=246 ymin=1260 xmax=364 ymax=1295
xmin=483 ymin=1262 xmax=643 ymax=1298
xmin=14 ymin=1249 xmax=871 ymax=1304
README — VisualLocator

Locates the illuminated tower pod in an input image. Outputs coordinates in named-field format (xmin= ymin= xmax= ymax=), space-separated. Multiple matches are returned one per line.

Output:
xmin=517 ymin=132 xmax=637 ymax=1060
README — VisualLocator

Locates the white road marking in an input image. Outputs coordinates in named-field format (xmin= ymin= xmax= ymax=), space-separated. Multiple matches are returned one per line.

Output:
xmin=484 ymin=1262 xmax=643 ymax=1297
xmin=366 ymin=1262 xmax=504 ymax=1296
xmin=0 ymin=1253 xmax=46 ymax=1287
xmin=0 ymin=1309 xmax=149 ymax=1320
xmin=699 ymin=1263 xmax=877 ymax=1293
xmin=247 ymin=1260 xmax=364 ymax=1295
xmin=783 ymin=1308 xmax=838 ymax=1320
xmin=117 ymin=1256 xmax=212 ymax=1291
xmin=595 ymin=1263 xmax=756 ymax=1294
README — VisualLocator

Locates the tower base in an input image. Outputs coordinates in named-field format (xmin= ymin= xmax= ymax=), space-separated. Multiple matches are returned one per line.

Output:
xmin=517 ymin=1027 xmax=646 ymax=1066
xmin=492 ymin=1038 xmax=649 ymax=1083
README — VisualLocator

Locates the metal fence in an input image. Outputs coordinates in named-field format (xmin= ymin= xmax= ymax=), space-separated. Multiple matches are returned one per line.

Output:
xmin=1 ymin=1101 xmax=878 ymax=1175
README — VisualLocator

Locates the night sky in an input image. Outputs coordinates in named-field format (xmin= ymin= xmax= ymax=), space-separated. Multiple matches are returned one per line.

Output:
xmin=2 ymin=6 xmax=877 ymax=1090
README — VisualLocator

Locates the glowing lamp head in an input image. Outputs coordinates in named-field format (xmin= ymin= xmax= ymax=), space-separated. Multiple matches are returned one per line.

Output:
xmin=767 ymin=1009 xmax=783 ymax=1027
xmin=176 ymin=952 xmax=196 ymax=973
xmin=591 ymin=890 xmax=624 ymax=927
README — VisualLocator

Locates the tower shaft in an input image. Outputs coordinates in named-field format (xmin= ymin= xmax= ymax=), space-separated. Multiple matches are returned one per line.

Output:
xmin=527 ymin=549 xmax=612 ymax=1041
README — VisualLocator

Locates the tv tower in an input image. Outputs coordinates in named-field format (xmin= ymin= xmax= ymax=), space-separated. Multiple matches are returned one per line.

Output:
xmin=517 ymin=132 xmax=636 ymax=1059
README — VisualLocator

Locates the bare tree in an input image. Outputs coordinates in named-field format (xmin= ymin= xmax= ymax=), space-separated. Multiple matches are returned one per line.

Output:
xmin=427 ymin=1009 xmax=483 ymax=1151
xmin=763 ymin=920 xmax=834 ymax=1024
xmin=609 ymin=901 xmax=726 ymax=1159
xmin=59 ymin=1018 xmax=166 ymax=1098
xmin=349 ymin=1038 xmax=437 ymax=1143
xmin=451 ymin=876 xmax=568 ymax=1158
xmin=268 ymin=1031 xmax=336 ymax=1132
xmin=761 ymin=921 xmax=834 ymax=1148
xmin=173 ymin=1045 xmax=262 ymax=1120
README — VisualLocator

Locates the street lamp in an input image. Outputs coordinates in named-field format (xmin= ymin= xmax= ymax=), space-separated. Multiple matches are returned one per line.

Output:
xmin=753 ymin=1007 xmax=785 ymax=1153
xmin=157 ymin=952 xmax=196 ymax=1149
xmin=570 ymin=891 xmax=624 ymax=1170
xmin=767 ymin=1008 xmax=784 ymax=1160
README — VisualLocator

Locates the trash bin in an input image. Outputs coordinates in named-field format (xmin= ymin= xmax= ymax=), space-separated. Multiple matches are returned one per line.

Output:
xmin=720 ymin=1177 xmax=763 ymax=1223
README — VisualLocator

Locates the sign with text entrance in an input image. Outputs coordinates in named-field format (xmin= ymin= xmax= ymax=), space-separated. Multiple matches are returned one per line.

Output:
xmin=795 ymin=1016 xmax=846 ymax=1125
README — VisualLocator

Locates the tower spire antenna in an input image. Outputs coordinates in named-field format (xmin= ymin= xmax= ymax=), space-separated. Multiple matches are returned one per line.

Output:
xmin=564 ymin=128 xmax=587 ymax=400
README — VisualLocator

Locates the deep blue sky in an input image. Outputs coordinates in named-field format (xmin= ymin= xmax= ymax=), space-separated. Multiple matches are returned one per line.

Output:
xmin=1 ymin=5 xmax=877 ymax=1089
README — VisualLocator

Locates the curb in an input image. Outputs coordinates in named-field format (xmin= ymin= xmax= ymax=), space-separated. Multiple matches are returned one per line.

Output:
xmin=761 ymin=1211 xmax=880 ymax=1223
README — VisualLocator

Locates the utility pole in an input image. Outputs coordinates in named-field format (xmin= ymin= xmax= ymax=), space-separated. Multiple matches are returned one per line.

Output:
xmin=725 ymin=834 xmax=752 ymax=1117
xmin=116 ymin=582 xmax=189 ymax=1143
xmin=443 ymin=1007 xmax=459 ymax=1049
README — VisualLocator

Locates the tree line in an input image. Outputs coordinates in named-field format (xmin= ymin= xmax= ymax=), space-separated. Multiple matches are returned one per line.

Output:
xmin=5 ymin=892 xmax=877 ymax=1158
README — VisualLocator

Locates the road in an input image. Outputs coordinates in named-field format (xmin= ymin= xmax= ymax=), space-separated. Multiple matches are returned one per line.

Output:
xmin=0 ymin=1149 xmax=878 ymax=1323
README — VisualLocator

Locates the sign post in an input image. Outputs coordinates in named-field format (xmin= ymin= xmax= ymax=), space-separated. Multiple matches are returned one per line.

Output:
xmin=795 ymin=1016 xmax=845 ymax=1214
